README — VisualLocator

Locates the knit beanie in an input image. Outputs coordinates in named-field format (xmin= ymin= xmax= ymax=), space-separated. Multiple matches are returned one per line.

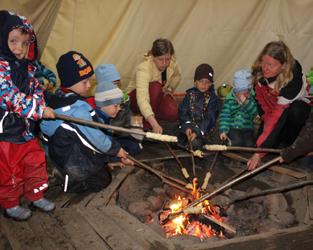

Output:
xmin=96 ymin=63 xmax=120 ymax=82
xmin=56 ymin=51 xmax=94 ymax=88
xmin=95 ymin=64 xmax=123 ymax=107
xmin=194 ymin=64 xmax=214 ymax=82
xmin=233 ymin=69 xmax=252 ymax=93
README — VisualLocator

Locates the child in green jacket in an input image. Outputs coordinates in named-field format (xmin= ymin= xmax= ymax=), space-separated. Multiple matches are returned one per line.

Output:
xmin=219 ymin=69 xmax=258 ymax=146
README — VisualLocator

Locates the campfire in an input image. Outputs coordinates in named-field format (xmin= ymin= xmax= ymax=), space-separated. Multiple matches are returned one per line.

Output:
xmin=158 ymin=178 xmax=226 ymax=240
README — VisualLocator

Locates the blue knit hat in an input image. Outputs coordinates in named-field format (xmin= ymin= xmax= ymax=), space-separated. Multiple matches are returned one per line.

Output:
xmin=233 ymin=69 xmax=252 ymax=93
xmin=95 ymin=63 xmax=120 ymax=82
xmin=95 ymin=64 xmax=123 ymax=107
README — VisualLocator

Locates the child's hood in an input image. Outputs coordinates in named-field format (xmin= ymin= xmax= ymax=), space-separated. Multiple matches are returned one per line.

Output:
xmin=0 ymin=10 xmax=35 ymax=61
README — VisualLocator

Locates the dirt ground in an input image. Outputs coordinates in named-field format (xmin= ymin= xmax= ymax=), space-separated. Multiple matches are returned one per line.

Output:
xmin=1 ymin=140 xmax=313 ymax=249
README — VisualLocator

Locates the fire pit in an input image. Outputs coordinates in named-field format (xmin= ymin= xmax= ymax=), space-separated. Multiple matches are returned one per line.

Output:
xmin=115 ymin=149 xmax=309 ymax=246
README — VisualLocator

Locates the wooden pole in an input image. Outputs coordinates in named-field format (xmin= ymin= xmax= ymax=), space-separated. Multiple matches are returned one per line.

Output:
xmin=164 ymin=142 xmax=192 ymax=182
xmin=53 ymin=114 xmax=177 ymax=142
xmin=229 ymin=180 xmax=313 ymax=205
xmin=127 ymin=155 xmax=191 ymax=194
xmin=205 ymin=144 xmax=281 ymax=154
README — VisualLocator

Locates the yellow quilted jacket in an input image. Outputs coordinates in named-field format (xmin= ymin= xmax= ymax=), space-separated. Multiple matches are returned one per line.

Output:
xmin=126 ymin=54 xmax=181 ymax=119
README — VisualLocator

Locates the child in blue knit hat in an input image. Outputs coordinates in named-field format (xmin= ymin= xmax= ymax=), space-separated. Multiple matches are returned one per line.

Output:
xmin=219 ymin=69 xmax=258 ymax=146
xmin=95 ymin=64 xmax=142 ymax=158
xmin=95 ymin=64 xmax=132 ymax=127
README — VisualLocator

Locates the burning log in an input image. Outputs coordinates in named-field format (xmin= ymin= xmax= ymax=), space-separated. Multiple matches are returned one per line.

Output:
xmin=53 ymin=114 xmax=177 ymax=142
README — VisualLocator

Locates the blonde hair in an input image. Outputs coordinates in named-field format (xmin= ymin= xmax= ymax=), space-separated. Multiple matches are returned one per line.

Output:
xmin=251 ymin=41 xmax=295 ymax=92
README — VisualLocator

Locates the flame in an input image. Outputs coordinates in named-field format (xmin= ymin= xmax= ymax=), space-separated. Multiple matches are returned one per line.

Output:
xmin=160 ymin=178 xmax=224 ymax=240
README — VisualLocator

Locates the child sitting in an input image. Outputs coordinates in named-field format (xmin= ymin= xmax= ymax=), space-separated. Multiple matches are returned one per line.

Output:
xmin=0 ymin=11 xmax=55 ymax=220
xmin=40 ymin=51 xmax=133 ymax=193
xmin=94 ymin=64 xmax=141 ymax=157
xmin=178 ymin=64 xmax=218 ymax=149
xmin=94 ymin=64 xmax=132 ymax=127
xmin=219 ymin=69 xmax=258 ymax=147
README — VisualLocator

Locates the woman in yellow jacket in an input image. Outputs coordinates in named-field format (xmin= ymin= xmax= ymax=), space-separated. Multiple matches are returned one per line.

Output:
xmin=127 ymin=38 xmax=181 ymax=134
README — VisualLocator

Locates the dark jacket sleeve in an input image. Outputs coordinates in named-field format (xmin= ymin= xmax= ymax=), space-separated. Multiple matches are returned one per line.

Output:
xmin=200 ymin=91 xmax=218 ymax=133
xmin=281 ymin=113 xmax=313 ymax=163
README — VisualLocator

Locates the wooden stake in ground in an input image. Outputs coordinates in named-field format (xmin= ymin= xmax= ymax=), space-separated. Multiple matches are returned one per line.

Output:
xmin=53 ymin=114 xmax=177 ymax=142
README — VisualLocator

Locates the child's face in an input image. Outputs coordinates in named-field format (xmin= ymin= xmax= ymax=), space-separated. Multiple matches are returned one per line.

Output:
xmin=100 ymin=104 xmax=121 ymax=118
xmin=68 ymin=78 xmax=91 ymax=96
xmin=153 ymin=53 xmax=172 ymax=72
xmin=195 ymin=79 xmax=212 ymax=92
xmin=8 ymin=28 xmax=31 ymax=60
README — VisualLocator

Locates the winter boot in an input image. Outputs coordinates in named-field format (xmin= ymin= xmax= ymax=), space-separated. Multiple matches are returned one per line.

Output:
xmin=30 ymin=198 xmax=55 ymax=212
xmin=4 ymin=205 xmax=32 ymax=221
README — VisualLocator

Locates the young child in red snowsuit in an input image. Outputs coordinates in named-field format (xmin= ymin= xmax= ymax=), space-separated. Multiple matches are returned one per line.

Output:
xmin=0 ymin=11 xmax=55 ymax=220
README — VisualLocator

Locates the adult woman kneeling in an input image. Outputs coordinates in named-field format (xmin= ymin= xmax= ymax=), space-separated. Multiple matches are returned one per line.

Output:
xmin=247 ymin=41 xmax=311 ymax=170
xmin=127 ymin=38 xmax=181 ymax=134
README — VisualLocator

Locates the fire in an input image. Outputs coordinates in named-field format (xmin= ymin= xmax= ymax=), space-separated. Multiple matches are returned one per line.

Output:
xmin=159 ymin=178 xmax=224 ymax=240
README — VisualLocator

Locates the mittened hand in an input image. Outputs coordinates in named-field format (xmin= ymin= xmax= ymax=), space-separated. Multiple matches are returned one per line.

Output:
xmin=42 ymin=107 xmax=55 ymax=119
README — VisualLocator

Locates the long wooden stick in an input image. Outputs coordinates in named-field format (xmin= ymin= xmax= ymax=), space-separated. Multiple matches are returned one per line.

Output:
xmin=164 ymin=142 xmax=192 ymax=182
xmin=189 ymin=142 xmax=196 ymax=177
xmin=53 ymin=114 xmax=177 ymax=142
xmin=229 ymin=180 xmax=313 ymax=205
xmin=167 ymin=156 xmax=281 ymax=220
xmin=205 ymin=144 xmax=281 ymax=154
xmin=127 ymin=155 xmax=191 ymax=194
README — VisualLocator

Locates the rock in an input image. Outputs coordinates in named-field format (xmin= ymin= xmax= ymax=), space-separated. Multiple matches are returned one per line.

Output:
xmin=128 ymin=201 xmax=151 ymax=218
xmin=164 ymin=185 xmax=189 ymax=200
xmin=225 ymin=189 xmax=246 ymax=200
xmin=211 ymin=195 xmax=231 ymax=207
xmin=268 ymin=211 xmax=295 ymax=227
xmin=234 ymin=202 xmax=264 ymax=221
xmin=257 ymin=218 xmax=283 ymax=233
xmin=263 ymin=193 xmax=288 ymax=213
xmin=246 ymin=187 xmax=264 ymax=204
xmin=147 ymin=196 xmax=163 ymax=211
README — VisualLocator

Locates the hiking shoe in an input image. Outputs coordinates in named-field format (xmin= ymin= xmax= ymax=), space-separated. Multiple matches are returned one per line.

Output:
xmin=30 ymin=198 xmax=55 ymax=212
xmin=4 ymin=206 xmax=32 ymax=221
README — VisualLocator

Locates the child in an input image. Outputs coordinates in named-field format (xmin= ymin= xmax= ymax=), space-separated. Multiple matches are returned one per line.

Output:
xmin=178 ymin=64 xmax=218 ymax=149
xmin=94 ymin=64 xmax=141 ymax=157
xmin=40 ymin=51 xmax=133 ymax=193
xmin=219 ymin=69 xmax=258 ymax=147
xmin=0 ymin=11 xmax=55 ymax=220
xmin=94 ymin=64 xmax=132 ymax=127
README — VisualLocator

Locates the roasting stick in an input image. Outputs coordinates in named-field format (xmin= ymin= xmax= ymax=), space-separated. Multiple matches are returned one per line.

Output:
xmin=201 ymin=152 xmax=219 ymax=191
xmin=204 ymin=144 xmax=281 ymax=154
xmin=164 ymin=142 xmax=192 ymax=182
xmin=127 ymin=155 xmax=191 ymax=194
xmin=53 ymin=114 xmax=177 ymax=143
xmin=167 ymin=156 xmax=282 ymax=220
xmin=189 ymin=141 xmax=197 ymax=177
